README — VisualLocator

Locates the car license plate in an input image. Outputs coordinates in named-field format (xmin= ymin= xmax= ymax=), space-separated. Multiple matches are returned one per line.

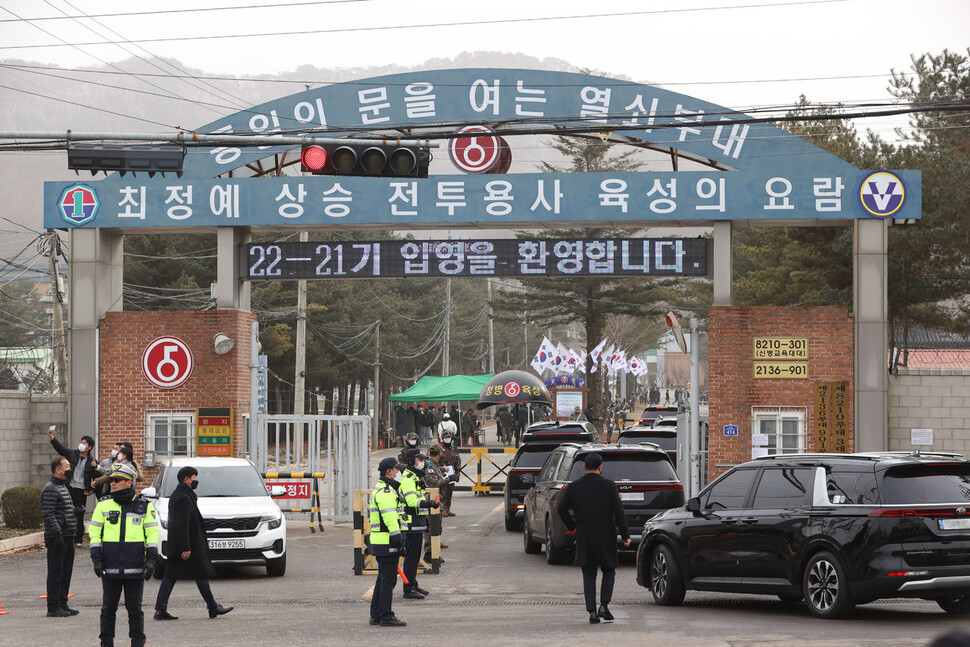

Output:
xmin=619 ymin=492 xmax=644 ymax=501
xmin=208 ymin=539 xmax=245 ymax=550
xmin=939 ymin=518 xmax=970 ymax=531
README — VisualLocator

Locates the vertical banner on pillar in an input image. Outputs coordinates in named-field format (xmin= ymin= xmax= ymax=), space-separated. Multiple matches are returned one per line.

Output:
xmin=197 ymin=406 xmax=233 ymax=456
xmin=814 ymin=382 xmax=848 ymax=453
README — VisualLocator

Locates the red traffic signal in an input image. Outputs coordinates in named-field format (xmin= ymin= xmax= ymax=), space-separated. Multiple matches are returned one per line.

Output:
xmin=300 ymin=143 xmax=429 ymax=178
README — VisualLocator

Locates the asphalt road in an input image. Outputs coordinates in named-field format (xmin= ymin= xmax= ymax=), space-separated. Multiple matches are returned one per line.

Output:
xmin=1 ymin=483 xmax=967 ymax=646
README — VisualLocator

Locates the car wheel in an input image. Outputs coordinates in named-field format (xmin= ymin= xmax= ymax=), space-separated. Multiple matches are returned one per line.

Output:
xmin=523 ymin=516 xmax=541 ymax=554
xmin=802 ymin=551 xmax=854 ymax=619
xmin=153 ymin=558 xmax=165 ymax=580
xmin=649 ymin=544 xmax=685 ymax=606
xmin=937 ymin=594 xmax=970 ymax=614
xmin=266 ymin=553 xmax=286 ymax=577
xmin=505 ymin=511 xmax=522 ymax=532
xmin=544 ymin=516 xmax=568 ymax=565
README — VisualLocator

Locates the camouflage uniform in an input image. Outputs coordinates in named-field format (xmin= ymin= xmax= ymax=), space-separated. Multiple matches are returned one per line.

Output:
xmin=439 ymin=433 xmax=461 ymax=516
xmin=423 ymin=447 xmax=449 ymax=554
xmin=398 ymin=431 xmax=420 ymax=464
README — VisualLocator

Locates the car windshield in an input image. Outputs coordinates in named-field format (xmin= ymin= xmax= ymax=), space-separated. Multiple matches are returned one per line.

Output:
xmin=880 ymin=464 xmax=970 ymax=504
xmin=513 ymin=445 xmax=559 ymax=469
xmin=568 ymin=453 xmax=678 ymax=481
xmin=617 ymin=433 xmax=677 ymax=452
xmin=158 ymin=464 xmax=268 ymax=498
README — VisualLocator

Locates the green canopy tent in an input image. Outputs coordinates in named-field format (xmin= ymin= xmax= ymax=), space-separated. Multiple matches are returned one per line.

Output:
xmin=388 ymin=374 xmax=495 ymax=403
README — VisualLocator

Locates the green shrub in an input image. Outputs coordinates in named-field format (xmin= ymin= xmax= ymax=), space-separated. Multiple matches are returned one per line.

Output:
xmin=0 ymin=485 xmax=43 ymax=529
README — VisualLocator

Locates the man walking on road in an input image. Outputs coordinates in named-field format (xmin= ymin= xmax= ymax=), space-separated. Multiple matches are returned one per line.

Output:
xmin=153 ymin=466 xmax=233 ymax=621
xmin=556 ymin=453 xmax=631 ymax=624
xmin=89 ymin=463 xmax=158 ymax=647
xmin=41 ymin=455 xmax=78 ymax=617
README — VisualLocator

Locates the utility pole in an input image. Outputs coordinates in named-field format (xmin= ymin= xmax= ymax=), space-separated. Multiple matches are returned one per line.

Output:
xmin=47 ymin=233 xmax=68 ymax=395
xmin=442 ymin=277 xmax=452 ymax=376
xmin=294 ymin=232 xmax=308 ymax=461
xmin=486 ymin=279 xmax=495 ymax=374
xmin=373 ymin=321 xmax=380 ymax=448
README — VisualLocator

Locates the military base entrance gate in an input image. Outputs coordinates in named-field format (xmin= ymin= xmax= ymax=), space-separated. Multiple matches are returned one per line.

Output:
xmin=44 ymin=68 xmax=920 ymax=489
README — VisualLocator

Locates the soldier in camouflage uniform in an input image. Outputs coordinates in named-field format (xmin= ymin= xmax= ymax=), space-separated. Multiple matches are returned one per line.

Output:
xmin=438 ymin=431 xmax=461 ymax=517
xmin=398 ymin=431 xmax=420 ymax=464
xmin=423 ymin=445 xmax=449 ymax=554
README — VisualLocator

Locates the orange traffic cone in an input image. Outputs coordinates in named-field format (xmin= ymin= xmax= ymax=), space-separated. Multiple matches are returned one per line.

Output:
xmin=0 ymin=597 xmax=9 ymax=615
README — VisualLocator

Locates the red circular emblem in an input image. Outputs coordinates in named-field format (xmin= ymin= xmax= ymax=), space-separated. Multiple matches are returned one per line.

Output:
xmin=449 ymin=125 xmax=502 ymax=173
xmin=142 ymin=336 xmax=194 ymax=389
xmin=505 ymin=381 xmax=521 ymax=397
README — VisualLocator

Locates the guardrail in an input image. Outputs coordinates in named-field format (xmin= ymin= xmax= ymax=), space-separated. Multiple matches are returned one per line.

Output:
xmin=352 ymin=488 xmax=442 ymax=576
xmin=262 ymin=472 xmax=327 ymax=533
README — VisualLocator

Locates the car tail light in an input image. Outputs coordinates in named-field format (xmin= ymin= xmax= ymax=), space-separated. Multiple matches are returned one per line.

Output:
xmin=507 ymin=504 xmax=524 ymax=510
xmin=869 ymin=507 xmax=962 ymax=518
xmin=618 ymin=483 xmax=684 ymax=492
xmin=885 ymin=570 xmax=929 ymax=577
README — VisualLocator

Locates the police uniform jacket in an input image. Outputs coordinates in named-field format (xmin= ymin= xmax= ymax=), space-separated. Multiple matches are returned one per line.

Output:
xmin=369 ymin=477 xmax=406 ymax=556
xmin=164 ymin=482 xmax=217 ymax=581
xmin=399 ymin=468 xmax=430 ymax=532
xmin=90 ymin=490 xmax=159 ymax=578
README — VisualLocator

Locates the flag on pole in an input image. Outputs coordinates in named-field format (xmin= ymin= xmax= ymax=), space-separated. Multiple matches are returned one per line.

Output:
xmin=555 ymin=342 xmax=570 ymax=373
xmin=532 ymin=337 xmax=557 ymax=374
xmin=592 ymin=342 xmax=613 ymax=374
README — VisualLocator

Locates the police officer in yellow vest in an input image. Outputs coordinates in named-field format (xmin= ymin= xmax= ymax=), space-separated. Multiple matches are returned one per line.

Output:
xmin=369 ymin=456 xmax=408 ymax=627
xmin=89 ymin=463 xmax=159 ymax=647
xmin=399 ymin=448 xmax=439 ymax=600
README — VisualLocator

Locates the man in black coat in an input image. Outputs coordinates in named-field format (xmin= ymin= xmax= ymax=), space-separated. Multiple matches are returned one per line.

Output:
xmin=556 ymin=453 xmax=631 ymax=624
xmin=41 ymin=456 xmax=78 ymax=617
xmin=47 ymin=425 xmax=99 ymax=546
xmin=153 ymin=466 xmax=233 ymax=620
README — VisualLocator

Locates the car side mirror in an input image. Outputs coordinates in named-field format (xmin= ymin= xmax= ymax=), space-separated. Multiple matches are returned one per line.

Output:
xmin=140 ymin=486 xmax=158 ymax=499
xmin=522 ymin=473 xmax=536 ymax=486
xmin=686 ymin=497 xmax=701 ymax=514
xmin=269 ymin=485 xmax=287 ymax=498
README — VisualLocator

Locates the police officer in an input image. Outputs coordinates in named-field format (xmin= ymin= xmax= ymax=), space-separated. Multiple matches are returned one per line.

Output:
xmin=369 ymin=456 xmax=407 ymax=627
xmin=89 ymin=463 xmax=159 ymax=647
xmin=398 ymin=448 xmax=439 ymax=599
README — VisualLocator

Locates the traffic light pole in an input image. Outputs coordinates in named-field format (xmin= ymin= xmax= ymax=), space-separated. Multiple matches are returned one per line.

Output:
xmin=0 ymin=131 xmax=439 ymax=148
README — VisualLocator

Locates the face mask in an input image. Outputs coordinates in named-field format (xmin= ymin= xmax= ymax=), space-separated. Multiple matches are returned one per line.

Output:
xmin=442 ymin=439 xmax=451 ymax=445
xmin=63 ymin=469 xmax=73 ymax=481
xmin=415 ymin=461 xmax=426 ymax=470
xmin=110 ymin=449 xmax=118 ymax=458
xmin=191 ymin=480 xmax=199 ymax=490
xmin=78 ymin=443 xmax=87 ymax=452
xmin=408 ymin=440 xmax=417 ymax=446
xmin=392 ymin=472 xmax=402 ymax=482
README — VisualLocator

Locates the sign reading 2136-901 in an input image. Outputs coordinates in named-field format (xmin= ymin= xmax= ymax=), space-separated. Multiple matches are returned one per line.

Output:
xmin=245 ymin=238 xmax=709 ymax=280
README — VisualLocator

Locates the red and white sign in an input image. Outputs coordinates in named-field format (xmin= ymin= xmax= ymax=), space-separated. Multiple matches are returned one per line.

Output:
xmin=449 ymin=125 xmax=502 ymax=173
xmin=505 ymin=381 xmax=521 ymax=398
xmin=142 ymin=336 xmax=194 ymax=389
xmin=271 ymin=482 xmax=311 ymax=499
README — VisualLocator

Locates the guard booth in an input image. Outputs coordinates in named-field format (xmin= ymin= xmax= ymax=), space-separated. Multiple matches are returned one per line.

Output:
xmin=43 ymin=68 xmax=919 ymax=488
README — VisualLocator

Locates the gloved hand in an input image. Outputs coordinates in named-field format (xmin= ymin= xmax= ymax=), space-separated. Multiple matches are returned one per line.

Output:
xmin=144 ymin=561 xmax=155 ymax=581
xmin=93 ymin=559 xmax=103 ymax=578
xmin=429 ymin=499 xmax=440 ymax=509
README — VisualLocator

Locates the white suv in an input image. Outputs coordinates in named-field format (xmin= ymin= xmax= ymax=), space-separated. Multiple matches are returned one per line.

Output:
xmin=142 ymin=457 xmax=287 ymax=577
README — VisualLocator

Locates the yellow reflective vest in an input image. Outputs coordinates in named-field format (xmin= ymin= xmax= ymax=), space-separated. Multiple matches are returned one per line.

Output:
xmin=368 ymin=478 xmax=406 ymax=556
xmin=399 ymin=468 xmax=429 ymax=531
xmin=89 ymin=492 xmax=159 ymax=579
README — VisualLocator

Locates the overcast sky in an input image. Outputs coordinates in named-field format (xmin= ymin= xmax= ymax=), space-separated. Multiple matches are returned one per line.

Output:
xmin=1 ymin=0 xmax=967 ymax=141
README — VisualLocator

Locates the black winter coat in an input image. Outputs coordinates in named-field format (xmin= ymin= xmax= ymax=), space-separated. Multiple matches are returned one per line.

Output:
xmin=556 ymin=472 xmax=630 ymax=568
xmin=49 ymin=436 xmax=99 ymax=489
xmin=41 ymin=475 xmax=77 ymax=538
xmin=164 ymin=483 xmax=217 ymax=581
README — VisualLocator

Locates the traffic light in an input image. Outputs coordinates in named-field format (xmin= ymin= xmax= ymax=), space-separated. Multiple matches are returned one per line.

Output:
xmin=300 ymin=143 xmax=430 ymax=178
xmin=67 ymin=144 xmax=185 ymax=177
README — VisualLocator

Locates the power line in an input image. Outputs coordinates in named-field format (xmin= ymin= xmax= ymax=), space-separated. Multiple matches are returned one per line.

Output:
xmin=0 ymin=1 xmax=851 ymax=50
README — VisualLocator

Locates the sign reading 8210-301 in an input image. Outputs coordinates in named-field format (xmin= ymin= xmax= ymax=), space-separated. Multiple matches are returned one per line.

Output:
xmin=142 ymin=337 xmax=194 ymax=389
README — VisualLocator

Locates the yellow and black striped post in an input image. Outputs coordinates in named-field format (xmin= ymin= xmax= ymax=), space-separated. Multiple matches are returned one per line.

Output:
xmin=262 ymin=472 xmax=327 ymax=532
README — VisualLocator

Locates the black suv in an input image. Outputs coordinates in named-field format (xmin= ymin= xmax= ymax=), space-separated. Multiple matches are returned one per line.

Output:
xmin=504 ymin=421 xmax=599 ymax=531
xmin=616 ymin=424 xmax=678 ymax=465
xmin=636 ymin=452 xmax=970 ymax=618
xmin=523 ymin=443 xmax=684 ymax=564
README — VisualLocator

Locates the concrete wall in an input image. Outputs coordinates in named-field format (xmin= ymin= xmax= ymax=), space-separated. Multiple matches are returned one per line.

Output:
xmin=0 ymin=392 xmax=68 ymax=513
xmin=888 ymin=368 xmax=970 ymax=454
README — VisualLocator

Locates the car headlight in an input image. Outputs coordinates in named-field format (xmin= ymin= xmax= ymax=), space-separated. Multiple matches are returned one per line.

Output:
xmin=261 ymin=512 xmax=283 ymax=530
